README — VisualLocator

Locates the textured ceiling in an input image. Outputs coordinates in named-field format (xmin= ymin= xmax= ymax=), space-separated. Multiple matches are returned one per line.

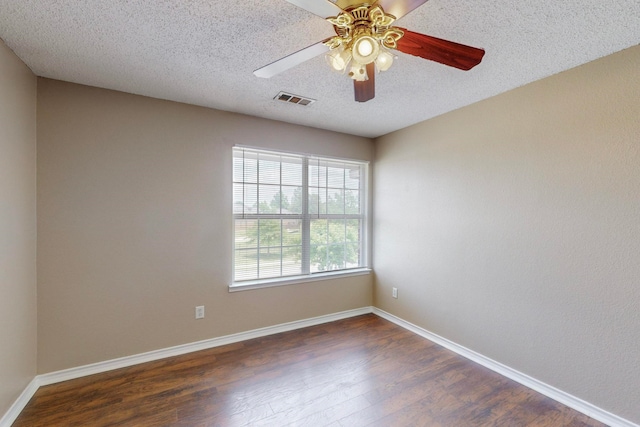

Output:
xmin=0 ymin=0 xmax=638 ymax=138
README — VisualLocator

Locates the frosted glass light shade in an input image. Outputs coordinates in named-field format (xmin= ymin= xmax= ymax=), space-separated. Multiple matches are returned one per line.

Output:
xmin=326 ymin=48 xmax=352 ymax=72
xmin=375 ymin=49 xmax=394 ymax=72
xmin=352 ymin=36 xmax=380 ymax=65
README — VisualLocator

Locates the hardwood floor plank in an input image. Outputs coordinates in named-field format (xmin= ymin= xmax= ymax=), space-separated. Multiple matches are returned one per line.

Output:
xmin=13 ymin=314 xmax=607 ymax=427
xmin=287 ymin=395 xmax=373 ymax=427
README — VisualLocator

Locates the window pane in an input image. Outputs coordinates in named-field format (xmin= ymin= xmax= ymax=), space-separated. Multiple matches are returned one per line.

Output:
xmin=259 ymin=219 xmax=281 ymax=248
xmin=346 ymin=219 xmax=360 ymax=244
xmin=233 ymin=183 xmax=244 ymax=215
xmin=327 ymin=188 xmax=344 ymax=214
xmin=258 ymin=185 xmax=280 ymax=214
xmin=311 ymin=219 xmax=328 ymax=246
xmin=282 ymin=219 xmax=301 ymax=246
xmin=282 ymin=157 xmax=302 ymax=186
xmin=282 ymin=245 xmax=302 ymax=276
xmin=328 ymin=219 xmax=345 ymax=244
xmin=327 ymin=166 xmax=344 ymax=188
xmin=235 ymin=220 xmax=258 ymax=249
xmin=235 ymin=248 xmax=258 ymax=281
xmin=258 ymin=154 xmax=280 ymax=185
xmin=345 ymin=243 xmax=360 ymax=267
xmin=233 ymin=155 xmax=244 ymax=183
xmin=310 ymin=245 xmax=327 ymax=273
xmin=310 ymin=219 xmax=328 ymax=272
xmin=309 ymin=188 xmax=329 ymax=216
xmin=244 ymin=156 xmax=258 ymax=184
xmin=326 ymin=244 xmax=346 ymax=270
xmin=243 ymin=184 xmax=257 ymax=214
xmin=309 ymin=163 xmax=327 ymax=188
xmin=309 ymin=164 xmax=318 ymax=187
xmin=259 ymin=247 xmax=282 ymax=279
xmin=281 ymin=186 xmax=299 ymax=214
xmin=318 ymin=189 xmax=327 ymax=215
xmin=286 ymin=186 xmax=302 ymax=214
xmin=345 ymin=165 xmax=360 ymax=189
xmin=345 ymin=189 xmax=360 ymax=214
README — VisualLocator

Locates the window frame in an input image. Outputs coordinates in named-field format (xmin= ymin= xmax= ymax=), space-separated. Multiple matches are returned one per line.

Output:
xmin=231 ymin=146 xmax=370 ymax=291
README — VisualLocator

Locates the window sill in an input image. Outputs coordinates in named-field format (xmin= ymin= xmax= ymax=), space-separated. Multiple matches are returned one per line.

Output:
xmin=229 ymin=268 xmax=372 ymax=292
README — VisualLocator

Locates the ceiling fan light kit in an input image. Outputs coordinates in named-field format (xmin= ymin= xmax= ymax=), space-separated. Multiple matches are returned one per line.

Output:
xmin=324 ymin=4 xmax=403 ymax=80
xmin=254 ymin=0 xmax=486 ymax=102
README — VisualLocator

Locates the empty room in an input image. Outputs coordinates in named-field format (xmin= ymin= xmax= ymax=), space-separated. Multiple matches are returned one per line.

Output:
xmin=1 ymin=0 xmax=639 ymax=426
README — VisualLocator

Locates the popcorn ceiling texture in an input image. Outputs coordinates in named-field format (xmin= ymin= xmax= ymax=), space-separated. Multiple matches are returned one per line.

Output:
xmin=0 ymin=0 xmax=638 ymax=137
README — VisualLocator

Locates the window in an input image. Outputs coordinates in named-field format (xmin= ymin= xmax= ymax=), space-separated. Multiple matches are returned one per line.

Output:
xmin=232 ymin=147 xmax=368 ymax=286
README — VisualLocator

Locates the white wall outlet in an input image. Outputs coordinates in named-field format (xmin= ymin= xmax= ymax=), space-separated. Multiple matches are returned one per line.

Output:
xmin=195 ymin=306 xmax=205 ymax=319
xmin=392 ymin=287 xmax=398 ymax=299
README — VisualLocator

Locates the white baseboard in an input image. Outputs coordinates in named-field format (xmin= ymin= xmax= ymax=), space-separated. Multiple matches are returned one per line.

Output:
xmin=373 ymin=307 xmax=638 ymax=427
xmin=0 ymin=378 xmax=39 ymax=427
xmin=38 ymin=306 xmax=373 ymax=386
xmin=0 ymin=306 xmax=372 ymax=426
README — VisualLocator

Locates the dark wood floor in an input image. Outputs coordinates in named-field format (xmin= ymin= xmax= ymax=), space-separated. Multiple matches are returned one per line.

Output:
xmin=14 ymin=314 xmax=606 ymax=426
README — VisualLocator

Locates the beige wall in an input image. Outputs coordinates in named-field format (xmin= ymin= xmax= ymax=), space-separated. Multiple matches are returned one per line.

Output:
xmin=374 ymin=45 xmax=640 ymax=423
xmin=36 ymin=79 xmax=373 ymax=373
xmin=0 ymin=41 xmax=37 ymax=415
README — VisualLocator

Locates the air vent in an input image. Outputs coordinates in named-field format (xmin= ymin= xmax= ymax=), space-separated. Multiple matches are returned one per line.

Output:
xmin=274 ymin=91 xmax=316 ymax=106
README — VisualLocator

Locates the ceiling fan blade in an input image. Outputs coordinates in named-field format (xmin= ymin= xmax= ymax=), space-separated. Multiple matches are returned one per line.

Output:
xmin=254 ymin=41 xmax=330 ymax=78
xmin=285 ymin=0 xmax=343 ymax=18
xmin=377 ymin=0 xmax=429 ymax=20
xmin=395 ymin=28 xmax=485 ymax=71
xmin=354 ymin=63 xmax=375 ymax=102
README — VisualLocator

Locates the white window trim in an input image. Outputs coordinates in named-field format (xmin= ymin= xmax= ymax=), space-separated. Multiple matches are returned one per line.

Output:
xmin=229 ymin=268 xmax=372 ymax=292
xmin=231 ymin=146 xmax=370 ymax=290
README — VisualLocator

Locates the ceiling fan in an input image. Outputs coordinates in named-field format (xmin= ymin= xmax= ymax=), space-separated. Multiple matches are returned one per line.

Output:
xmin=253 ymin=0 xmax=485 ymax=102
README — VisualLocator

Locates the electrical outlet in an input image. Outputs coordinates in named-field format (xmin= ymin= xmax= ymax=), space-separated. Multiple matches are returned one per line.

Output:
xmin=195 ymin=306 xmax=205 ymax=319
xmin=392 ymin=287 xmax=398 ymax=299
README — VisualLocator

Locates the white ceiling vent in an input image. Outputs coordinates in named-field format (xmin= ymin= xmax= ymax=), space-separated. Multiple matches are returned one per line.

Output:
xmin=274 ymin=91 xmax=316 ymax=106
